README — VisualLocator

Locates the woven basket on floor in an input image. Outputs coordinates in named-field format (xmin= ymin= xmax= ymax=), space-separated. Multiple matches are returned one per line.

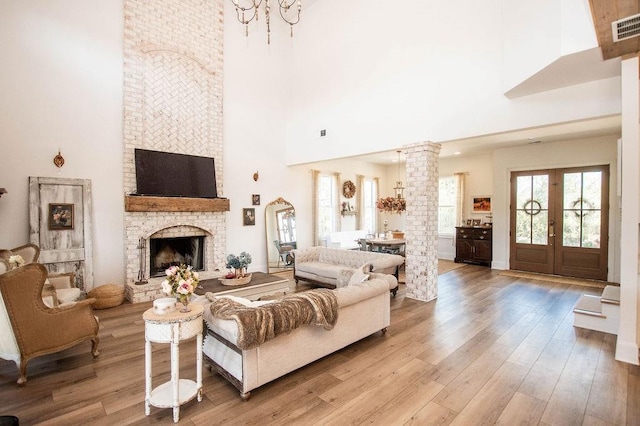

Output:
xmin=88 ymin=284 xmax=125 ymax=309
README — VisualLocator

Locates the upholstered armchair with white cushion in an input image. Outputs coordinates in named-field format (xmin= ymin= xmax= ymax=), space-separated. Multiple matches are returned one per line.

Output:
xmin=42 ymin=272 xmax=83 ymax=308
xmin=0 ymin=243 xmax=82 ymax=307
xmin=0 ymin=243 xmax=40 ymax=266
xmin=0 ymin=263 xmax=99 ymax=385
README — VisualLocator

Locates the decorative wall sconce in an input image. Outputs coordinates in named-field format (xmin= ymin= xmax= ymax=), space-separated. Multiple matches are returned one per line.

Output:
xmin=53 ymin=150 xmax=65 ymax=168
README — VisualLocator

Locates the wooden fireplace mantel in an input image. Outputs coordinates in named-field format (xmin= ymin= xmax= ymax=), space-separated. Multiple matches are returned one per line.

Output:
xmin=124 ymin=195 xmax=230 ymax=212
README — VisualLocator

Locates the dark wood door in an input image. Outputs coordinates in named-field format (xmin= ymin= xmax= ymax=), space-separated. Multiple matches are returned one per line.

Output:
xmin=510 ymin=170 xmax=555 ymax=274
xmin=510 ymin=166 xmax=609 ymax=280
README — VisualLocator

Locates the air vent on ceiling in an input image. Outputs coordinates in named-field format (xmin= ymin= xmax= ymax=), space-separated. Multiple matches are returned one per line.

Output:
xmin=612 ymin=13 xmax=640 ymax=42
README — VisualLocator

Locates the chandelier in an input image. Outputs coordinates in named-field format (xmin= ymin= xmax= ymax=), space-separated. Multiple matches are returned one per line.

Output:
xmin=231 ymin=0 xmax=302 ymax=44
xmin=376 ymin=150 xmax=406 ymax=214
xmin=393 ymin=150 xmax=405 ymax=199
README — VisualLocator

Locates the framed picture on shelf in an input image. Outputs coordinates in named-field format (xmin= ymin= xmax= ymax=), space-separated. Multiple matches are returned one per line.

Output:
xmin=472 ymin=196 xmax=491 ymax=213
xmin=472 ymin=219 xmax=481 ymax=226
xmin=252 ymin=194 xmax=260 ymax=206
xmin=243 ymin=208 xmax=256 ymax=226
xmin=466 ymin=219 xmax=473 ymax=226
xmin=48 ymin=203 xmax=74 ymax=230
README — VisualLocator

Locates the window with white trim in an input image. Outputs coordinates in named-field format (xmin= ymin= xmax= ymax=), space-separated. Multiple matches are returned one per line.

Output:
xmin=318 ymin=174 xmax=336 ymax=237
xmin=439 ymin=176 xmax=455 ymax=235
xmin=362 ymin=178 xmax=377 ymax=234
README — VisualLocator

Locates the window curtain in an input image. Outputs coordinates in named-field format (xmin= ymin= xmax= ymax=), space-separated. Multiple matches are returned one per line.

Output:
xmin=311 ymin=169 xmax=320 ymax=246
xmin=454 ymin=172 xmax=467 ymax=244
xmin=374 ymin=176 xmax=380 ymax=235
xmin=334 ymin=172 xmax=341 ymax=232
xmin=356 ymin=174 xmax=364 ymax=230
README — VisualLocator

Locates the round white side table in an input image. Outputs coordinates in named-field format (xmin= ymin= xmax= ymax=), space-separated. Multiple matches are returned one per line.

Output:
xmin=143 ymin=303 xmax=203 ymax=423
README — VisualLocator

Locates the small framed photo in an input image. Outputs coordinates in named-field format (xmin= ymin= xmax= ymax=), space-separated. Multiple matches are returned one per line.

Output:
xmin=473 ymin=219 xmax=482 ymax=226
xmin=243 ymin=208 xmax=256 ymax=226
xmin=466 ymin=219 xmax=473 ymax=226
xmin=473 ymin=196 xmax=491 ymax=213
xmin=252 ymin=194 xmax=260 ymax=206
xmin=49 ymin=203 xmax=74 ymax=230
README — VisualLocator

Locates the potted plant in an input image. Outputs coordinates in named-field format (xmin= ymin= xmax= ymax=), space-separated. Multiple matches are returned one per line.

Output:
xmin=221 ymin=252 xmax=253 ymax=286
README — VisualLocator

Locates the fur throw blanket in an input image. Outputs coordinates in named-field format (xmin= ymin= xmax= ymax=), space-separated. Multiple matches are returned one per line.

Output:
xmin=209 ymin=289 xmax=338 ymax=350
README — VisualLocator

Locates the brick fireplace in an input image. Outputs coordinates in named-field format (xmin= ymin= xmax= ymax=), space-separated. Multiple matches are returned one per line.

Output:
xmin=124 ymin=221 xmax=225 ymax=303
xmin=122 ymin=0 xmax=226 ymax=303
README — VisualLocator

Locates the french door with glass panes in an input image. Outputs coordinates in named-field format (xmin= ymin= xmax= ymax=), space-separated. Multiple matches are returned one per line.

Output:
xmin=510 ymin=166 xmax=609 ymax=281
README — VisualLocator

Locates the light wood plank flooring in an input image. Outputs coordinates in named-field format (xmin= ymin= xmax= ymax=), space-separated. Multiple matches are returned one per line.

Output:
xmin=1 ymin=265 xmax=639 ymax=425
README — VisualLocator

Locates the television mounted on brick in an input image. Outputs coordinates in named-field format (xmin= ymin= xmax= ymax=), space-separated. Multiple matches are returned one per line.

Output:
xmin=134 ymin=149 xmax=218 ymax=199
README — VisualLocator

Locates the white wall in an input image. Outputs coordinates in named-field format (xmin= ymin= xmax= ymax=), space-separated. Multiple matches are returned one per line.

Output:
xmin=492 ymin=136 xmax=619 ymax=282
xmin=223 ymin=3 xmax=308 ymax=272
xmin=502 ymin=0 xmax=597 ymax=92
xmin=617 ymin=56 xmax=639 ymax=364
xmin=283 ymin=0 xmax=620 ymax=166
xmin=438 ymin=153 xmax=494 ymax=259
xmin=0 ymin=1 xmax=124 ymax=286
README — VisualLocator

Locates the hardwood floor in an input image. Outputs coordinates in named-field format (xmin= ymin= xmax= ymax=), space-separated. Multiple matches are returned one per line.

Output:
xmin=1 ymin=265 xmax=639 ymax=425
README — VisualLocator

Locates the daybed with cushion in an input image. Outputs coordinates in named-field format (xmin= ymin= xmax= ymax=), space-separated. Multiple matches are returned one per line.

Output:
xmin=202 ymin=276 xmax=392 ymax=399
xmin=292 ymin=246 xmax=404 ymax=293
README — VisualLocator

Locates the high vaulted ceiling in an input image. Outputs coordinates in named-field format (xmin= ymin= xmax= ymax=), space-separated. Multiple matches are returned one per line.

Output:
xmin=307 ymin=1 xmax=629 ymax=165
xmin=589 ymin=0 xmax=640 ymax=60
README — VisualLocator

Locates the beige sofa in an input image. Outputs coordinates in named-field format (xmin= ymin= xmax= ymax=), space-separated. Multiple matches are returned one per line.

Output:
xmin=202 ymin=278 xmax=391 ymax=399
xmin=292 ymin=246 xmax=404 ymax=294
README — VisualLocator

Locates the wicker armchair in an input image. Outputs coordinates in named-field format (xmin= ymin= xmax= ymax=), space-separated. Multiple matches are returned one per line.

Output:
xmin=0 ymin=263 xmax=99 ymax=385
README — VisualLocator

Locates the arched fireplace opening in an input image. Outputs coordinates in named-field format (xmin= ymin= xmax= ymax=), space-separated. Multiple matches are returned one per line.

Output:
xmin=149 ymin=236 xmax=204 ymax=277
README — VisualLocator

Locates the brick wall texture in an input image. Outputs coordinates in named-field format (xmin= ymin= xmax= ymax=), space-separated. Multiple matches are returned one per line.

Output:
xmin=123 ymin=0 xmax=225 ymax=301
xmin=404 ymin=142 xmax=441 ymax=302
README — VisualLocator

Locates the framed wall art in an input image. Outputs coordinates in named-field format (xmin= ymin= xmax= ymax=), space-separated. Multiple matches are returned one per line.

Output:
xmin=243 ymin=208 xmax=256 ymax=226
xmin=252 ymin=194 xmax=260 ymax=206
xmin=472 ymin=196 xmax=491 ymax=213
xmin=48 ymin=203 xmax=74 ymax=230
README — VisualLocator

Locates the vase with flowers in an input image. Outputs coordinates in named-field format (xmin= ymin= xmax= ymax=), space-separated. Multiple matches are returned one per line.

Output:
xmin=161 ymin=264 xmax=200 ymax=312
xmin=220 ymin=252 xmax=253 ymax=286
xmin=376 ymin=196 xmax=406 ymax=214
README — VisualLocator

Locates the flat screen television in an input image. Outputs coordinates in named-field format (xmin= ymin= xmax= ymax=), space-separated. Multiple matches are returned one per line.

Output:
xmin=134 ymin=149 xmax=218 ymax=198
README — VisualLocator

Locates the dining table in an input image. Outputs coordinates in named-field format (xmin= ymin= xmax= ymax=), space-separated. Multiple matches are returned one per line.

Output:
xmin=364 ymin=238 xmax=406 ymax=255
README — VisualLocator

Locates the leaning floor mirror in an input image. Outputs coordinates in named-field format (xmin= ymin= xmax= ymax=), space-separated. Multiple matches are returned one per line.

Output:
xmin=265 ymin=197 xmax=296 ymax=273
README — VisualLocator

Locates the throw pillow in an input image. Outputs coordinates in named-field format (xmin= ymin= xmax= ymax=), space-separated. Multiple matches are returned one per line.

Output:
xmin=348 ymin=265 xmax=370 ymax=286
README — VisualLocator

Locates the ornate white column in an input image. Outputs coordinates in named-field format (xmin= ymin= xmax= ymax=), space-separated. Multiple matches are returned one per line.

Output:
xmin=404 ymin=141 xmax=441 ymax=302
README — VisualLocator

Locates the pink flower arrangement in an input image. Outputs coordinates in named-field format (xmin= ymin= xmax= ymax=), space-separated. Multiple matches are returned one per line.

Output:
xmin=161 ymin=264 xmax=200 ymax=306
xmin=376 ymin=196 xmax=406 ymax=213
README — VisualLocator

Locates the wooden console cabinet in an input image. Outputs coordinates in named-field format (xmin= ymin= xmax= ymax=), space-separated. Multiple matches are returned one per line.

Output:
xmin=454 ymin=226 xmax=492 ymax=267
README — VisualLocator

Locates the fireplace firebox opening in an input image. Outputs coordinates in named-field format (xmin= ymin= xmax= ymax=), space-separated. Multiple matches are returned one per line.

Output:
xmin=149 ymin=236 xmax=205 ymax=277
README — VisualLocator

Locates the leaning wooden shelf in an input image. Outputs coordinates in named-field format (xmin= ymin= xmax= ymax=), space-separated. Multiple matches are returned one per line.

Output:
xmin=124 ymin=195 xmax=230 ymax=212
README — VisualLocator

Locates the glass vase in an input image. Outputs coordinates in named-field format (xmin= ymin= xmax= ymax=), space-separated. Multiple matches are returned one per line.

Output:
xmin=177 ymin=295 xmax=191 ymax=313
